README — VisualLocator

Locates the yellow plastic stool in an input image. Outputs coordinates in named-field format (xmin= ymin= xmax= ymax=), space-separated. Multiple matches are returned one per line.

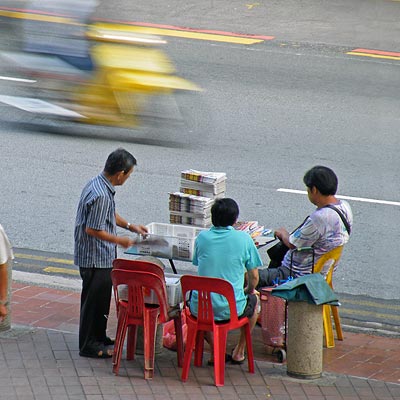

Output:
xmin=313 ymin=246 xmax=344 ymax=348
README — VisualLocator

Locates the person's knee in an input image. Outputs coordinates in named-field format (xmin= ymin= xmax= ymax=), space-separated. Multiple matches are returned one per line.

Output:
xmin=256 ymin=268 xmax=270 ymax=288
xmin=250 ymin=295 xmax=260 ymax=319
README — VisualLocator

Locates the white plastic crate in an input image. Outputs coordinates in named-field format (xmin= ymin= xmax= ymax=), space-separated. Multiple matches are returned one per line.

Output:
xmin=129 ymin=222 xmax=205 ymax=261
xmin=118 ymin=273 xmax=183 ymax=307
xmin=144 ymin=273 xmax=183 ymax=306
xmin=165 ymin=273 xmax=183 ymax=306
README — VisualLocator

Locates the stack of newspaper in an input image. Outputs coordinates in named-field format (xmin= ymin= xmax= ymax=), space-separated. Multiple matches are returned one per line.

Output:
xmin=169 ymin=170 xmax=227 ymax=227
xmin=169 ymin=192 xmax=214 ymax=227
xmin=180 ymin=169 xmax=226 ymax=199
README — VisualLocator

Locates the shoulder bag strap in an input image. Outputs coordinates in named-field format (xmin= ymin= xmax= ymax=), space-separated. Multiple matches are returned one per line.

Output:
xmin=323 ymin=204 xmax=351 ymax=235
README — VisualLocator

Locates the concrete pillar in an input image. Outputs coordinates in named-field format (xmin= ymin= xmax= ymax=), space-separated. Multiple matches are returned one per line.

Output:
xmin=0 ymin=260 xmax=12 ymax=332
xmin=286 ymin=302 xmax=323 ymax=379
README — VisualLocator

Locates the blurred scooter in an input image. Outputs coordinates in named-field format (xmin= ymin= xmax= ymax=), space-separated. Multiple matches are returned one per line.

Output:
xmin=0 ymin=1 xmax=200 ymax=128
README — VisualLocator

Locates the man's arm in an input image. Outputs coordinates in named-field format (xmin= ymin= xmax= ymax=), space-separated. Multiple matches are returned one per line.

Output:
xmin=115 ymin=213 xmax=148 ymax=235
xmin=274 ymin=228 xmax=296 ymax=249
xmin=244 ymin=268 xmax=259 ymax=295
xmin=85 ymin=227 xmax=134 ymax=249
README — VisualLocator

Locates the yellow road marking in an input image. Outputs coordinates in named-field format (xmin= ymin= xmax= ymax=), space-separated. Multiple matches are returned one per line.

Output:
xmin=340 ymin=307 xmax=400 ymax=321
xmin=43 ymin=267 xmax=79 ymax=276
xmin=347 ymin=51 xmax=400 ymax=61
xmin=246 ymin=3 xmax=260 ymax=9
xmin=0 ymin=9 xmax=264 ymax=45
xmin=14 ymin=253 xmax=74 ymax=265
xmin=99 ymin=25 xmax=264 ymax=44
xmin=341 ymin=298 xmax=400 ymax=311
xmin=0 ymin=9 xmax=79 ymax=24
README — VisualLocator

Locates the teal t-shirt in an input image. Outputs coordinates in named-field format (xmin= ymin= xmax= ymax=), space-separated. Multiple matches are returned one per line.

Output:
xmin=190 ymin=226 xmax=262 ymax=320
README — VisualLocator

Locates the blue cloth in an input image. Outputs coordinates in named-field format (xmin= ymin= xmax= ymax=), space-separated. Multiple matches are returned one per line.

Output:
xmin=190 ymin=226 xmax=262 ymax=320
xmin=271 ymin=273 xmax=339 ymax=306
xmin=74 ymin=173 xmax=117 ymax=268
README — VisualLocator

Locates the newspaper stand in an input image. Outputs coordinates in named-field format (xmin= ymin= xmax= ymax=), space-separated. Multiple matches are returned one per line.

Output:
xmin=260 ymin=286 xmax=287 ymax=362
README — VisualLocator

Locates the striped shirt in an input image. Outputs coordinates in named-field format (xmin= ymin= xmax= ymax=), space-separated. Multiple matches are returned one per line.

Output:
xmin=74 ymin=173 xmax=117 ymax=268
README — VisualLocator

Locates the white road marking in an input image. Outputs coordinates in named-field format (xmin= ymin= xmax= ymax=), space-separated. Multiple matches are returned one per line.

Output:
xmin=0 ymin=75 xmax=36 ymax=83
xmin=277 ymin=188 xmax=400 ymax=207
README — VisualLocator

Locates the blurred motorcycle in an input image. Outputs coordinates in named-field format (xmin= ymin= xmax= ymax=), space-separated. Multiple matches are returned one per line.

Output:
xmin=0 ymin=7 xmax=200 ymax=128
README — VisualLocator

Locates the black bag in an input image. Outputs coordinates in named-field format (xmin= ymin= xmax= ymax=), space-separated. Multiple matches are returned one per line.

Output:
xmin=266 ymin=215 xmax=309 ymax=268
xmin=267 ymin=240 xmax=289 ymax=268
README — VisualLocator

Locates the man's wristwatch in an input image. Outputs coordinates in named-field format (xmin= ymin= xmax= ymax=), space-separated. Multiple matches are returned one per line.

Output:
xmin=125 ymin=223 xmax=131 ymax=230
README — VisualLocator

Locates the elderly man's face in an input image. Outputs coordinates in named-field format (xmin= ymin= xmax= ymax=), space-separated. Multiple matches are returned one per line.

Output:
xmin=117 ymin=167 xmax=134 ymax=186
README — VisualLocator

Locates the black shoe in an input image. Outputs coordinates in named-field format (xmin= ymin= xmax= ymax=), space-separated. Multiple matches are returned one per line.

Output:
xmin=104 ymin=336 xmax=115 ymax=346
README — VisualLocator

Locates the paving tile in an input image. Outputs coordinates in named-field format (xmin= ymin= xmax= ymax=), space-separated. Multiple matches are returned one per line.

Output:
xmin=115 ymin=385 xmax=136 ymax=395
xmin=49 ymin=385 xmax=68 ymax=396
xmin=101 ymin=395 xmax=123 ymax=400
xmin=120 ymin=395 xmax=138 ymax=400
xmin=82 ymin=385 xmax=102 ymax=395
xmin=16 ymin=386 xmax=34 ymax=397
xmin=4 ymin=283 xmax=400 ymax=400
xmin=65 ymin=385 xmax=85 ymax=396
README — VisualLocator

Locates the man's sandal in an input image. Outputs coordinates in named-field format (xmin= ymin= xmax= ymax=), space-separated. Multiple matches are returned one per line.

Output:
xmin=79 ymin=348 xmax=113 ymax=359
xmin=104 ymin=337 xmax=115 ymax=346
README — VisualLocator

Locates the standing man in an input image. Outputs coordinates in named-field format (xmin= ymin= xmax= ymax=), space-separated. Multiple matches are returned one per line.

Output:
xmin=0 ymin=224 xmax=13 ymax=325
xmin=74 ymin=148 xmax=147 ymax=358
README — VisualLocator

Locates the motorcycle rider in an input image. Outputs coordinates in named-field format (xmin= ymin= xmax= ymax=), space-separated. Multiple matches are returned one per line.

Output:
xmin=23 ymin=0 xmax=97 ymax=71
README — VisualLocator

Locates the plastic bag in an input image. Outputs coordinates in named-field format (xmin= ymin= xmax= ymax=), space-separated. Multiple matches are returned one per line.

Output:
xmin=163 ymin=311 xmax=187 ymax=350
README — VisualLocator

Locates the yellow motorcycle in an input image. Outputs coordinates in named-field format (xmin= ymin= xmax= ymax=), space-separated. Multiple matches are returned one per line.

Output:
xmin=0 ymin=21 xmax=200 ymax=128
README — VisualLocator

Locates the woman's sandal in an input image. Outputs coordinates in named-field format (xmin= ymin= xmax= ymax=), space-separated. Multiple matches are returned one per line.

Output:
xmin=230 ymin=348 xmax=246 ymax=365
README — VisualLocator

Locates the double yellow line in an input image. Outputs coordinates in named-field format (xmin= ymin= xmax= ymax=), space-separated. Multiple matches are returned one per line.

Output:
xmin=14 ymin=252 xmax=78 ymax=276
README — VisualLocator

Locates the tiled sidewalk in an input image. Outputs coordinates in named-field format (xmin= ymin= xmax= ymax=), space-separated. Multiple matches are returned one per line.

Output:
xmin=0 ymin=281 xmax=399 ymax=399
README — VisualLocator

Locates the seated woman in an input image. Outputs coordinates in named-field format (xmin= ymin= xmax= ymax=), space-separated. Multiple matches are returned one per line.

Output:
xmin=190 ymin=198 xmax=261 ymax=364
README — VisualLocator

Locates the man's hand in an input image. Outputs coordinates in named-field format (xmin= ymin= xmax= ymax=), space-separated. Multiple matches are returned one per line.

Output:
xmin=274 ymin=227 xmax=295 ymax=249
xmin=274 ymin=227 xmax=288 ymax=241
xmin=133 ymin=224 xmax=148 ymax=236
xmin=117 ymin=236 xmax=135 ymax=249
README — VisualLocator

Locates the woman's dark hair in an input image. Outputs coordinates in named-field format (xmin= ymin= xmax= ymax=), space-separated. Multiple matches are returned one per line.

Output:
xmin=104 ymin=148 xmax=137 ymax=175
xmin=211 ymin=198 xmax=239 ymax=227
xmin=303 ymin=165 xmax=338 ymax=195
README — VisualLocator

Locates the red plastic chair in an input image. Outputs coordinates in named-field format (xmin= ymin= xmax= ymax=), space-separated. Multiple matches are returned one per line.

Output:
xmin=112 ymin=258 xmax=171 ymax=368
xmin=113 ymin=258 xmax=165 ymax=280
xmin=180 ymin=275 xmax=255 ymax=387
xmin=111 ymin=268 xmax=183 ymax=379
